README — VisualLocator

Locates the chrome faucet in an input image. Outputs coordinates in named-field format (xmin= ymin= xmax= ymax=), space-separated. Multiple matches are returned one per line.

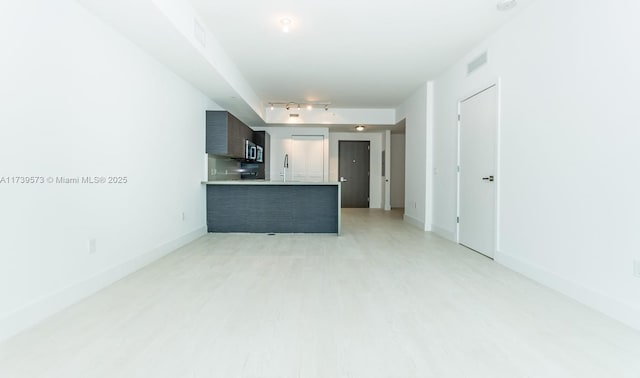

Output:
xmin=282 ymin=153 xmax=289 ymax=182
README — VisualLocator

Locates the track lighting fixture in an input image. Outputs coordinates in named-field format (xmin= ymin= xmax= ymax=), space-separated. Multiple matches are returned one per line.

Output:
xmin=268 ymin=102 xmax=331 ymax=112
xmin=280 ymin=18 xmax=292 ymax=33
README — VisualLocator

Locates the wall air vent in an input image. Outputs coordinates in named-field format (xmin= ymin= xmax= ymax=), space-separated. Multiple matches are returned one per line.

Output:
xmin=289 ymin=114 xmax=299 ymax=117
xmin=467 ymin=51 xmax=488 ymax=75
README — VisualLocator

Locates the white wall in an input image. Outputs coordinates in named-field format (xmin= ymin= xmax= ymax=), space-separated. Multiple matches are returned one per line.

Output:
xmin=390 ymin=134 xmax=406 ymax=209
xmin=77 ymin=0 xmax=264 ymax=125
xmin=431 ymin=0 xmax=640 ymax=329
xmin=396 ymin=83 xmax=434 ymax=230
xmin=253 ymin=126 xmax=330 ymax=182
xmin=329 ymin=132 xmax=384 ymax=209
xmin=0 ymin=0 xmax=218 ymax=341
xmin=151 ymin=0 xmax=264 ymax=121
xmin=265 ymin=107 xmax=396 ymax=125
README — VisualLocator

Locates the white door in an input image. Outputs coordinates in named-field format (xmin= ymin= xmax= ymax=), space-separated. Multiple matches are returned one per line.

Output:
xmin=458 ymin=85 xmax=498 ymax=258
xmin=291 ymin=135 xmax=324 ymax=182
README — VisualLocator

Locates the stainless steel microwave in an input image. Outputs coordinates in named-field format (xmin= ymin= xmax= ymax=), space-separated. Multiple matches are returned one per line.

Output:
xmin=245 ymin=140 xmax=257 ymax=161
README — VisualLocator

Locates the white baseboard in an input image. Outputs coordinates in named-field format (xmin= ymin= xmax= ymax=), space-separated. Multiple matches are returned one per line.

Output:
xmin=403 ymin=213 xmax=425 ymax=230
xmin=431 ymin=225 xmax=456 ymax=242
xmin=0 ymin=226 xmax=207 ymax=343
xmin=495 ymin=251 xmax=640 ymax=332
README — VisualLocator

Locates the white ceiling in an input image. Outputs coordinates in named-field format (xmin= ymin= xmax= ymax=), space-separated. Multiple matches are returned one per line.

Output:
xmin=188 ymin=0 xmax=535 ymax=109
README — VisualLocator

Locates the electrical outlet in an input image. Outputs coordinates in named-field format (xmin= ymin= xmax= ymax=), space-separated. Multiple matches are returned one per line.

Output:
xmin=634 ymin=260 xmax=640 ymax=278
xmin=88 ymin=238 xmax=97 ymax=254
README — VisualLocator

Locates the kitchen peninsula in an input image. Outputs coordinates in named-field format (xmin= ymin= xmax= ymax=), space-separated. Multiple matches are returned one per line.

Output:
xmin=204 ymin=110 xmax=340 ymax=235
xmin=203 ymin=181 xmax=341 ymax=235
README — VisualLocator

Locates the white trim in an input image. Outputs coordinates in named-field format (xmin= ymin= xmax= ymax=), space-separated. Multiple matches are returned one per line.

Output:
xmin=431 ymin=225 xmax=457 ymax=242
xmin=384 ymin=130 xmax=392 ymax=211
xmin=495 ymin=251 xmax=640 ymax=332
xmin=0 ymin=227 xmax=207 ymax=343
xmin=425 ymin=82 xmax=435 ymax=231
xmin=495 ymin=78 xmax=503 ymax=252
xmin=455 ymin=101 xmax=461 ymax=242
xmin=403 ymin=213 xmax=425 ymax=230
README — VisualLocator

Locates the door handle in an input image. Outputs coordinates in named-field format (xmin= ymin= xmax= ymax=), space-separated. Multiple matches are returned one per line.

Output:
xmin=482 ymin=176 xmax=494 ymax=182
xmin=340 ymin=177 xmax=348 ymax=182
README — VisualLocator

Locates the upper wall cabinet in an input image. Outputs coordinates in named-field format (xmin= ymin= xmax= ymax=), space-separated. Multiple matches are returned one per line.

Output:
xmin=206 ymin=111 xmax=253 ymax=158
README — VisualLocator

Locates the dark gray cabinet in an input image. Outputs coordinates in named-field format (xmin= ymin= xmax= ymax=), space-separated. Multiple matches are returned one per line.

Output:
xmin=206 ymin=111 xmax=253 ymax=158
xmin=206 ymin=184 xmax=339 ymax=233
xmin=253 ymin=131 xmax=270 ymax=179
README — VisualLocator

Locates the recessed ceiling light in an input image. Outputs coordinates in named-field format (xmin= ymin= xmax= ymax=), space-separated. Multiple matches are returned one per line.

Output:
xmin=280 ymin=18 xmax=292 ymax=33
xmin=496 ymin=0 xmax=517 ymax=11
xmin=355 ymin=125 xmax=365 ymax=132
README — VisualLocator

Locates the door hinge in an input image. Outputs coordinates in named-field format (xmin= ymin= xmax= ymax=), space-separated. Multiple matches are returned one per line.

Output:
xmin=368 ymin=171 xmax=370 ymax=177
xmin=368 ymin=145 xmax=370 ymax=150
xmin=457 ymin=165 xmax=460 ymax=172
xmin=457 ymin=114 xmax=461 ymax=121
xmin=457 ymin=216 xmax=460 ymax=223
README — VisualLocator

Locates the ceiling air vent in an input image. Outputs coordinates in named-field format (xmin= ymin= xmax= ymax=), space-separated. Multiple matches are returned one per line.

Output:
xmin=289 ymin=113 xmax=299 ymax=118
xmin=467 ymin=51 xmax=488 ymax=75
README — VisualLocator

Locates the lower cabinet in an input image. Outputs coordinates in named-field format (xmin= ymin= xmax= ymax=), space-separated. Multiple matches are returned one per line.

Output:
xmin=206 ymin=184 xmax=339 ymax=233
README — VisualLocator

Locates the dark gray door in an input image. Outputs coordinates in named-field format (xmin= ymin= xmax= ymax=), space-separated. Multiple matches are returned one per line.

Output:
xmin=339 ymin=141 xmax=370 ymax=208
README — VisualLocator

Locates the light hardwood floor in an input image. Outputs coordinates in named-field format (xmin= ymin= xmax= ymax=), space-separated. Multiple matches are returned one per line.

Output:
xmin=1 ymin=209 xmax=640 ymax=378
